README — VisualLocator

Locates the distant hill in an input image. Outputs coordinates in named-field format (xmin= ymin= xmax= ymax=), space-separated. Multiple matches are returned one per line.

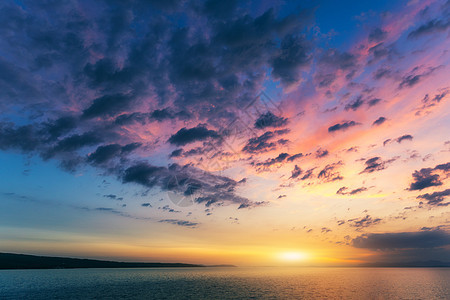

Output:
xmin=359 ymin=260 xmax=450 ymax=268
xmin=0 ymin=253 xmax=208 ymax=270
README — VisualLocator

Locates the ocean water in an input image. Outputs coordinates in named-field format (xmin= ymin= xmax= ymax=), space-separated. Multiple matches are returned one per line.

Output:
xmin=0 ymin=267 xmax=449 ymax=299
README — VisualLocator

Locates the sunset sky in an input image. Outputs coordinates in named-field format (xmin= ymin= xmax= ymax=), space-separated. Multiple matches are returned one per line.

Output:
xmin=0 ymin=0 xmax=449 ymax=266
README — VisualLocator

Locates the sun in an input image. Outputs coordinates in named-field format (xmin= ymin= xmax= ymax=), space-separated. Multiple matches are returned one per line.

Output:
xmin=277 ymin=251 xmax=308 ymax=262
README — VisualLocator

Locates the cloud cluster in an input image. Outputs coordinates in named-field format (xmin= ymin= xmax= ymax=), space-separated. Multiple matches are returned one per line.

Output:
xmin=254 ymin=111 xmax=288 ymax=129
xmin=417 ymin=189 xmax=450 ymax=206
xmin=347 ymin=215 xmax=382 ymax=228
xmin=242 ymin=129 xmax=290 ymax=154
xmin=317 ymin=161 xmax=343 ymax=182
xmin=407 ymin=162 xmax=449 ymax=191
xmin=336 ymin=186 xmax=367 ymax=195
xmin=360 ymin=156 xmax=398 ymax=174
xmin=0 ymin=0 xmax=316 ymax=211
xmin=122 ymin=162 xmax=256 ymax=208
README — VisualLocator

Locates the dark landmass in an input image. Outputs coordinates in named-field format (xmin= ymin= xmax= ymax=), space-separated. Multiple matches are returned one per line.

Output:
xmin=0 ymin=253 xmax=213 ymax=270
xmin=359 ymin=260 xmax=450 ymax=268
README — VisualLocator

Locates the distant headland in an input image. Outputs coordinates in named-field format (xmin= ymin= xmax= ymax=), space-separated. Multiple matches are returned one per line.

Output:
xmin=0 ymin=253 xmax=236 ymax=270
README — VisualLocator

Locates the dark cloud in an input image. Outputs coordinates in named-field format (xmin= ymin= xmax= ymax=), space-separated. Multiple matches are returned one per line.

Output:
xmin=82 ymin=94 xmax=133 ymax=119
xmin=168 ymin=125 xmax=220 ymax=146
xmin=87 ymin=142 xmax=140 ymax=164
xmin=396 ymin=134 xmax=413 ymax=143
xmin=291 ymin=167 xmax=314 ymax=181
xmin=87 ymin=144 xmax=122 ymax=165
xmin=368 ymin=27 xmax=387 ymax=42
xmin=328 ymin=121 xmax=361 ymax=133
xmin=0 ymin=123 xmax=40 ymax=152
xmin=417 ymin=88 xmax=450 ymax=114
xmin=236 ymin=201 xmax=265 ymax=209
xmin=318 ymin=161 xmax=343 ymax=182
xmin=352 ymin=230 xmax=450 ymax=249
xmin=425 ymin=89 xmax=449 ymax=104
xmin=159 ymin=219 xmax=198 ymax=227
xmin=242 ymin=129 xmax=288 ymax=154
xmin=147 ymin=108 xmax=191 ymax=122
xmin=336 ymin=186 xmax=348 ymax=195
xmin=417 ymin=189 xmax=450 ymax=206
xmin=321 ymin=49 xmax=358 ymax=70
xmin=290 ymin=165 xmax=302 ymax=179
xmin=158 ymin=205 xmax=181 ymax=213
xmin=348 ymin=215 xmax=382 ymax=228
xmin=114 ymin=112 xmax=149 ymax=126
xmin=150 ymin=109 xmax=174 ymax=122
xmin=360 ymin=156 xmax=398 ymax=174
xmin=383 ymin=134 xmax=413 ymax=146
xmin=435 ymin=162 xmax=450 ymax=171
xmin=122 ymin=162 xmax=255 ymax=209
xmin=344 ymin=96 xmax=364 ymax=111
xmin=271 ymin=34 xmax=311 ymax=85
xmin=202 ymin=0 xmax=239 ymax=19
xmin=303 ymin=168 xmax=315 ymax=180
xmin=349 ymin=187 xmax=368 ymax=195
xmin=368 ymin=43 xmax=389 ymax=61
xmin=121 ymin=142 xmax=142 ymax=153
xmin=399 ymin=66 xmax=441 ymax=89
xmin=256 ymin=152 xmax=290 ymax=168
xmin=43 ymin=116 xmax=78 ymax=140
xmin=372 ymin=117 xmax=386 ymax=126
xmin=346 ymin=146 xmax=358 ymax=152
xmin=408 ymin=19 xmax=450 ymax=39
xmin=321 ymin=227 xmax=332 ymax=233
xmin=0 ymin=58 xmax=42 ymax=102
xmin=254 ymin=111 xmax=288 ymax=129
xmin=373 ymin=67 xmax=391 ymax=80
xmin=103 ymin=194 xmax=123 ymax=201
xmin=367 ymin=98 xmax=382 ymax=107
xmin=141 ymin=203 xmax=152 ymax=207
xmin=123 ymin=163 xmax=167 ymax=187
xmin=243 ymin=134 xmax=276 ymax=154
xmin=180 ymin=146 xmax=209 ymax=157
xmin=169 ymin=149 xmax=183 ymax=158
xmin=337 ymin=187 xmax=367 ymax=195
xmin=407 ymin=162 xmax=449 ymax=191
xmin=399 ymin=74 xmax=421 ymax=89
xmin=315 ymin=148 xmax=329 ymax=158
xmin=46 ymin=132 xmax=103 ymax=158
xmin=409 ymin=170 xmax=442 ymax=190
xmin=315 ymin=73 xmax=336 ymax=88
xmin=287 ymin=153 xmax=303 ymax=162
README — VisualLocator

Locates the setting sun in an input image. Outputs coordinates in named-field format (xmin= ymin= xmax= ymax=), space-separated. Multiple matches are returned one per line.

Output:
xmin=278 ymin=252 xmax=308 ymax=262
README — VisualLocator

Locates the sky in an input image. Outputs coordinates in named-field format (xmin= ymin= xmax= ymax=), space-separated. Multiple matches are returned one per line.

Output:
xmin=0 ymin=0 xmax=449 ymax=266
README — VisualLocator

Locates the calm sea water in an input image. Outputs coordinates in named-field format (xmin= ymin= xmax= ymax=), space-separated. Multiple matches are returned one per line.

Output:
xmin=0 ymin=267 xmax=449 ymax=299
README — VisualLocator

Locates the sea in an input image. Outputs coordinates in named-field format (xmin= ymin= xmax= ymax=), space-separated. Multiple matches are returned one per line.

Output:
xmin=0 ymin=267 xmax=449 ymax=299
